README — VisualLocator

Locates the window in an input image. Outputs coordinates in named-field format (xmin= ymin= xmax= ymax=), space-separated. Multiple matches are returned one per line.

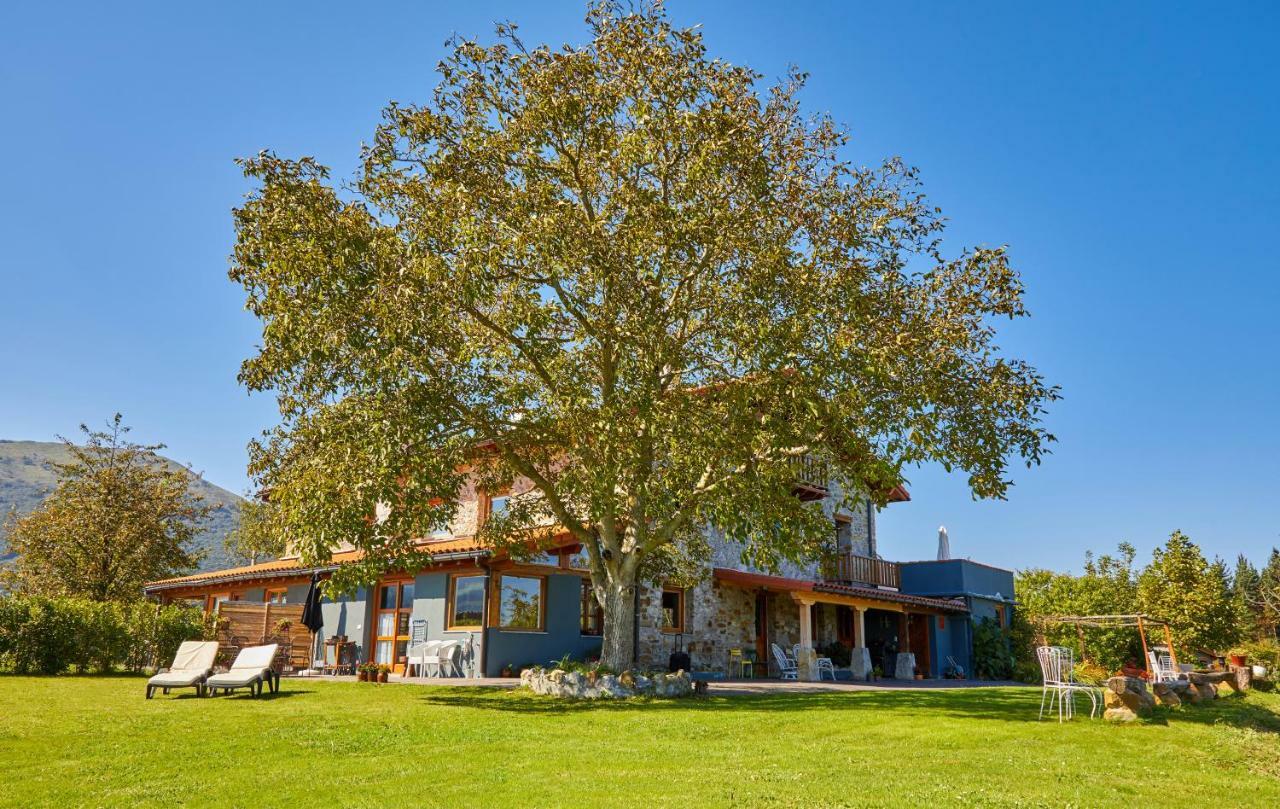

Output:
xmin=497 ymin=574 xmax=544 ymax=630
xmin=488 ymin=494 xmax=510 ymax=518
xmin=993 ymin=605 xmax=1006 ymax=629
xmin=568 ymin=547 xmax=591 ymax=570
xmin=660 ymin=587 xmax=685 ymax=633
xmin=428 ymin=523 xmax=452 ymax=540
xmin=264 ymin=588 xmax=287 ymax=605
xmin=580 ymin=580 xmax=603 ymax=636
xmin=448 ymin=575 xmax=485 ymax=629
xmin=834 ymin=517 xmax=853 ymax=552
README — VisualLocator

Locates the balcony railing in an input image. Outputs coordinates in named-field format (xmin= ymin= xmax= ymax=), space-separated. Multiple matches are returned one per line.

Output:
xmin=822 ymin=552 xmax=901 ymax=589
xmin=790 ymin=454 xmax=830 ymax=501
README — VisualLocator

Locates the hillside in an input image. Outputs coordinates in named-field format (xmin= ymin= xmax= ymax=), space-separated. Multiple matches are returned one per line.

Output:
xmin=0 ymin=440 xmax=243 ymax=572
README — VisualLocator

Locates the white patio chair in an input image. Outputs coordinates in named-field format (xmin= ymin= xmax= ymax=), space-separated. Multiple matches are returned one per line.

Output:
xmin=771 ymin=643 xmax=798 ymax=680
xmin=405 ymin=620 xmax=432 ymax=678
xmin=408 ymin=640 xmax=440 ymax=679
xmin=1146 ymin=650 xmax=1184 ymax=684
xmin=1036 ymin=645 xmax=1099 ymax=722
xmin=145 ymin=641 xmax=219 ymax=699
xmin=434 ymin=641 xmax=462 ymax=677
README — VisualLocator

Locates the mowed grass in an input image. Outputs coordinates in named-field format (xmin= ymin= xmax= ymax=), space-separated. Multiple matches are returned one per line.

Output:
xmin=2 ymin=677 xmax=1279 ymax=808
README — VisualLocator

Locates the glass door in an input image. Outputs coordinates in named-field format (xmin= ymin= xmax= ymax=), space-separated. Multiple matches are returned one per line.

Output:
xmin=373 ymin=579 xmax=415 ymax=674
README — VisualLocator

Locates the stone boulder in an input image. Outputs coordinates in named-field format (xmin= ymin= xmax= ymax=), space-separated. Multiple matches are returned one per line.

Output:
xmin=894 ymin=652 xmax=916 ymax=681
xmin=1152 ymin=681 xmax=1183 ymax=708
xmin=1103 ymin=676 xmax=1155 ymax=722
xmin=849 ymin=647 xmax=873 ymax=682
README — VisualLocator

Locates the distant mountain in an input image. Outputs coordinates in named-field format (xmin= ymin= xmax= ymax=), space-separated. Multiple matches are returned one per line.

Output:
xmin=0 ymin=440 xmax=244 ymax=572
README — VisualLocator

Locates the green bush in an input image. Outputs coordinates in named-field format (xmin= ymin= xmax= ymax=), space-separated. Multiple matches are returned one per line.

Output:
xmin=0 ymin=596 xmax=211 ymax=675
xmin=971 ymin=617 xmax=1014 ymax=680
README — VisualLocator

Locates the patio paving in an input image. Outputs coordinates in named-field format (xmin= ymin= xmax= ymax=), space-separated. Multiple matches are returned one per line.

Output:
xmin=286 ymin=673 xmax=1027 ymax=694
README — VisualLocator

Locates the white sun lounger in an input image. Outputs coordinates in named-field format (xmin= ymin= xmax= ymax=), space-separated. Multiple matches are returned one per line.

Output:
xmin=206 ymin=644 xmax=280 ymax=697
xmin=146 ymin=641 xmax=220 ymax=699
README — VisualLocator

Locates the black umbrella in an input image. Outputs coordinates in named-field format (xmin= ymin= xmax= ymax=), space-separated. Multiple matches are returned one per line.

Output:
xmin=300 ymin=574 xmax=325 ymax=673
xmin=301 ymin=573 xmax=324 ymax=633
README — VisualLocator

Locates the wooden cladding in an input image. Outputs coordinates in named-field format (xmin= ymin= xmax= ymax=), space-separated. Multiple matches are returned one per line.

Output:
xmin=822 ymin=552 xmax=901 ymax=589
xmin=214 ymin=602 xmax=310 ymax=671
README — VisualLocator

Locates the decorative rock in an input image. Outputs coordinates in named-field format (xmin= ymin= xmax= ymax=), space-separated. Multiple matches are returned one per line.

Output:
xmin=1152 ymin=682 xmax=1182 ymax=708
xmin=522 ymin=667 xmax=694 ymax=700
xmin=849 ymin=647 xmax=873 ymax=682
xmin=894 ymin=652 xmax=916 ymax=681
xmin=1103 ymin=676 xmax=1154 ymax=722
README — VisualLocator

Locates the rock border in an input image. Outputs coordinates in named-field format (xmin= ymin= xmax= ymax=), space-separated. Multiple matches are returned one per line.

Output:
xmin=521 ymin=667 xmax=695 ymax=699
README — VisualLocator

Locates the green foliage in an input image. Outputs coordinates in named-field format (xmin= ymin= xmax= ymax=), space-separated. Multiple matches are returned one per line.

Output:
xmin=1136 ymin=531 xmax=1241 ymax=655
xmin=0 ymin=595 xmax=210 ymax=675
xmin=0 ymin=439 xmax=244 ymax=571
xmin=229 ymin=2 xmax=1056 ymax=668
xmin=2 ymin=416 xmax=212 ymax=601
xmin=971 ymin=617 xmax=1013 ymax=680
xmin=222 ymin=498 xmax=287 ymax=565
xmin=1016 ymin=543 xmax=1139 ymax=671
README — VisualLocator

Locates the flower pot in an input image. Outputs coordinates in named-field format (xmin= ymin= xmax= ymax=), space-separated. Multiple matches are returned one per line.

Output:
xmin=914 ymin=674 xmax=924 ymax=680
xmin=357 ymin=671 xmax=368 ymax=682
xmin=377 ymin=672 xmax=388 ymax=683
xmin=1230 ymin=654 xmax=1247 ymax=668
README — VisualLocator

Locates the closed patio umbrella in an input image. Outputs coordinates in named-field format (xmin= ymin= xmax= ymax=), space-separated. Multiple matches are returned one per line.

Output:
xmin=300 ymin=574 xmax=324 ymax=673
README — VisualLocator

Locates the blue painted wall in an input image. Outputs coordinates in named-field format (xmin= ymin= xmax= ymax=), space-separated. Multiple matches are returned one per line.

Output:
xmin=320 ymin=586 xmax=370 ymax=659
xmin=484 ymin=573 xmax=601 ymax=677
xmin=899 ymin=559 xmax=1015 ymax=602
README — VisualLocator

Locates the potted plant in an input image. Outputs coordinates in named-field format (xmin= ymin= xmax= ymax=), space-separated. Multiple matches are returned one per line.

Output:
xmin=500 ymin=663 xmax=516 ymax=678
xmin=357 ymin=662 xmax=378 ymax=682
xmin=871 ymin=665 xmax=883 ymax=682
xmin=913 ymin=665 xmax=924 ymax=681
xmin=377 ymin=664 xmax=391 ymax=683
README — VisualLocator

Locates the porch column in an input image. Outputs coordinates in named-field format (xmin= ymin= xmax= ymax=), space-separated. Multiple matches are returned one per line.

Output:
xmin=898 ymin=612 xmax=910 ymax=653
xmin=894 ymin=610 xmax=916 ymax=680
xmin=850 ymin=606 xmax=872 ymax=682
xmin=793 ymin=594 xmax=818 ymax=681
xmin=854 ymin=607 xmax=865 ymax=648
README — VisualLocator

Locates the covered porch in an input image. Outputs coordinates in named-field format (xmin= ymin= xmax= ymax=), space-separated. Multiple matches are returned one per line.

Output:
xmin=712 ymin=568 xmax=968 ymax=682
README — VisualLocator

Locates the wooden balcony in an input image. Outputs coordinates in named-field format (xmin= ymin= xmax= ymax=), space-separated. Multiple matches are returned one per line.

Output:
xmin=790 ymin=454 xmax=830 ymax=501
xmin=821 ymin=552 xmax=901 ymax=589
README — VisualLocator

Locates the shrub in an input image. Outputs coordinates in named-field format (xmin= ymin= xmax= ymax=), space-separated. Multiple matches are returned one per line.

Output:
xmin=0 ymin=596 xmax=211 ymax=675
xmin=971 ymin=617 xmax=1014 ymax=680
xmin=818 ymin=641 xmax=852 ymax=668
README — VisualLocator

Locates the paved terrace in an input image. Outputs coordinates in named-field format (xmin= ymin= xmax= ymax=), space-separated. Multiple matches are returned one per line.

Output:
xmin=288 ymin=674 xmax=1028 ymax=694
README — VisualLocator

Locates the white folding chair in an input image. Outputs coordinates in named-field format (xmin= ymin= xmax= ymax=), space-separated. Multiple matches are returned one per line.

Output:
xmin=1037 ymin=645 xmax=1099 ymax=722
xmin=1147 ymin=650 xmax=1184 ymax=684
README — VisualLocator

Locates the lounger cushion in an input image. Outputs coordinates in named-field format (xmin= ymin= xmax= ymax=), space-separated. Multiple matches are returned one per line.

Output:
xmin=206 ymin=670 xmax=263 ymax=688
xmin=148 ymin=670 xmax=209 ymax=687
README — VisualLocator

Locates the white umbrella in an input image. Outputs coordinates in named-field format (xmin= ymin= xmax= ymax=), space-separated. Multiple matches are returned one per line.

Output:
xmin=937 ymin=525 xmax=951 ymax=560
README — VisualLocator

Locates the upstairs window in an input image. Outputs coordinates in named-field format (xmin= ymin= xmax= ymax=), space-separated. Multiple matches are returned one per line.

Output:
xmin=264 ymin=588 xmax=287 ymax=605
xmin=834 ymin=517 xmax=853 ymax=553
xmin=488 ymin=494 xmax=510 ymax=518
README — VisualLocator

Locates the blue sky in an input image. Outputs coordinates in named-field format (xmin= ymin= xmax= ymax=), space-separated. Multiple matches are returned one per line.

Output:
xmin=2 ymin=2 xmax=1277 ymax=573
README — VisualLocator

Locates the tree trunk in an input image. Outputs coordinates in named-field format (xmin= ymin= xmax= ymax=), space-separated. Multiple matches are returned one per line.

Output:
xmin=600 ymin=571 xmax=638 ymax=672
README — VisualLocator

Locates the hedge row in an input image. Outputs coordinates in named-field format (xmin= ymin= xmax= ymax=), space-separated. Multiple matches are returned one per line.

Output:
xmin=0 ymin=596 xmax=213 ymax=675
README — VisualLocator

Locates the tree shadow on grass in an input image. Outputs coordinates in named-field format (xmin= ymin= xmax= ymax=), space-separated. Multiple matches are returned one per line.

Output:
xmin=415 ymin=685 xmax=1056 ymax=724
xmin=1160 ymin=691 xmax=1280 ymax=735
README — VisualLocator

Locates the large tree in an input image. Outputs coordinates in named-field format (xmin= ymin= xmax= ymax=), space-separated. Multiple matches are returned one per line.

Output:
xmin=3 ymin=415 xmax=209 ymax=601
xmin=230 ymin=3 xmax=1057 ymax=669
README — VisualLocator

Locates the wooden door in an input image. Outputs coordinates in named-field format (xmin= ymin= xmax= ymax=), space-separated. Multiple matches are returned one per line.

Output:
xmin=908 ymin=613 xmax=931 ymax=677
xmin=372 ymin=579 xmax=415 ymax=674
xmin=754 ymin=592 xmax=769 ymax=676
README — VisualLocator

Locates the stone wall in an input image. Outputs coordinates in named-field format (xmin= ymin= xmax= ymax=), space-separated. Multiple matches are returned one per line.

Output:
xmin=636 ymin=577 xmax=759 ymax=673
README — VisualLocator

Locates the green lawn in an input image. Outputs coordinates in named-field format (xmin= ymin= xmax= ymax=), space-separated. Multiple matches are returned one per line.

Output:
xmin=2 ymin=677 xmax=1278 ymax=807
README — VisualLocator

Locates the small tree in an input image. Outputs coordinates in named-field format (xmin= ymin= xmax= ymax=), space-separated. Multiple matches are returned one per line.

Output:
xmin=1136 ymin=531 xmax=1239 ymax=655
xmin=223 ymin=498 xmax=287 ymax=565
xmin=3 ymin=415 xmax=209 ymax=601
xmin=230 ymin=3 xmax=1057 ymax=670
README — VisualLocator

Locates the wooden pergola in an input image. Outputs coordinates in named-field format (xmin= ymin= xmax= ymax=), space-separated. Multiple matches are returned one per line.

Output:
xmin=1037 ymin=613 xmax=1178 ymax=674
